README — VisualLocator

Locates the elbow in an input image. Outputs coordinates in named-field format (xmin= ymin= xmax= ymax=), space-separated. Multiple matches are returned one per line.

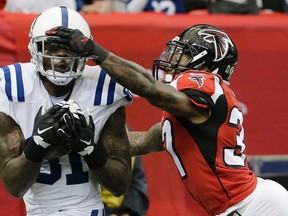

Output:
xmin=115 ymin=181 xmax=132 ymax=197
xmin=2 ymin=178 xmax=26 ymax=199
xmin=5 ymin=186 xmax=25 ymax=199
xmin=10 ymin=192 xmax=24 ymax=199
xmin=111 ymin=187 xmax=128 ymax=197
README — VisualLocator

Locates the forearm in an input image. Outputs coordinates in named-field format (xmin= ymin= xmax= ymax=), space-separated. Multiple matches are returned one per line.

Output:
xmin=80 ymin=147 xmax=131 ymax=197
xmin=119 ymin=156 xmax=149 ymax=215
xmin=2 ymin=154 xmax=41 ymax=198
xmin=89 ymin=107 xmax=132 ymax=197
xmin=96 ymin=49 xmax=182 ymax=114
xmin=0 ymin=124 xmax=41 ymax=198
xmin=128 ymin=122 xmax=164 ymax=156
xmin=93 ymin=45 xmax=156 ymax=97
xmin=90 ymin=152 xmax=132 ymax=197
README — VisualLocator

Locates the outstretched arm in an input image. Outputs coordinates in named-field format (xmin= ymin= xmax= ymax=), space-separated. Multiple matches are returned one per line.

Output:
xmin=128 ymin=122 xmax=164 ymax=156
xmin=45 ymin=27 xmax=206 ymax=121
xmin=98 ymin=54 xmax=210 ymax=124
xmin=98 ymin=53 xmax=199 ymax=118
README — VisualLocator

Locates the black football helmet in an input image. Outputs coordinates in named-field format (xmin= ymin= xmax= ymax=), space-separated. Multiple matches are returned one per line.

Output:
xmin=153 ymin=24 xmax=238 ymax=82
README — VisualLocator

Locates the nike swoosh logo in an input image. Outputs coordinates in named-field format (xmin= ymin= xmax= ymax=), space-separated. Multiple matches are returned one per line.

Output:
xmin=37 ymin=126 xmax=53 ymax=135
xmin=80 ymin=139 xmax=92 ymax=145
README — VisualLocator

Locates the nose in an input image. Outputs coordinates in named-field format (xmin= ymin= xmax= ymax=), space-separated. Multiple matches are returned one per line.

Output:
xmin=165 ymin=67 xmax=174 ymax=73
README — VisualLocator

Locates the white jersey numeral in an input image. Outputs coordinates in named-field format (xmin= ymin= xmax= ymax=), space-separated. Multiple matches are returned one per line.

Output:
xmin=163 ymin=106 xmax=247 ymax=178
xmin=37 ymin=153 xmax=88 ymax=185
xmin=162 ymin=119 xmax=187 ymax=178
xmin=224 ymin=107 xmax=247 ymax=168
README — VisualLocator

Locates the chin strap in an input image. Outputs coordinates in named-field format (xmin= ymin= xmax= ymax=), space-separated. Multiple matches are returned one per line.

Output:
xmin=46 ymin=75 xmax=75 ymax=86
xmin=40 ymin=70 xmax=77 ymax=86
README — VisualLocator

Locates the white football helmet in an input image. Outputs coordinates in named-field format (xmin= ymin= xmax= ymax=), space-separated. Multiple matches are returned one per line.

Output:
xmin=28 ymin=6 xmax=92 ymax=85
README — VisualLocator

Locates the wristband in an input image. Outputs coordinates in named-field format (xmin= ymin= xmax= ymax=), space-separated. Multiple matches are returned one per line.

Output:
xmin=83 ymin=146 xmax=108 ymax=169
xmin=92 ymin=42 xmax=109 ymax=64
xmin=23 ymin=138 xmax=45 ymax=162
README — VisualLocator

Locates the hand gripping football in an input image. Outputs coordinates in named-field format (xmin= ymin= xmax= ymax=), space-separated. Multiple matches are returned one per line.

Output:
xmin=44 ymin=141 xmax=71 ymax=160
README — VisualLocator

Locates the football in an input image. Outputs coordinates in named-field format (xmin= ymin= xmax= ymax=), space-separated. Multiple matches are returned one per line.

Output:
xmin=44 ymin=142 xmax=71 ymax=160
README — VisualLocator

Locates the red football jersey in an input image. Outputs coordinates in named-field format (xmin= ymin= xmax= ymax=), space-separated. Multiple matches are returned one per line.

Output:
xmin=161 ymin=70 xmax=257 ymax=215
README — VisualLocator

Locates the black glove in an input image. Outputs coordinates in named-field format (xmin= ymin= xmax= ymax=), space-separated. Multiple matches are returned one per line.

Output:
xmin=24 ymin=101 xmax=69 ymax=162
xmin=58 ymin=102 xmax=95 ymax=155
xmin=58 ymin=102 xmax=107 ymax=169
xmin=45 ymin=26 xmax=109 ymax=63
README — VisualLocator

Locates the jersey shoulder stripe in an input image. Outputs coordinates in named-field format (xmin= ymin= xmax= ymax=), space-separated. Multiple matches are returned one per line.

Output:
xmin=93 ymin=68 xmax=132 ymax=106
xmin=94 ymin=69 xmax=118 ymax=105
xmin=73 ymin=66 xmax=132 ymax=107
xmin=1 ymin=63 xmax=26 ymax=102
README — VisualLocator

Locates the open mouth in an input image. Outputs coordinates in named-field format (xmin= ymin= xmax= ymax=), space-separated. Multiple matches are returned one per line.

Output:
xmin=55 ymin=62 xmax=70 ymax=72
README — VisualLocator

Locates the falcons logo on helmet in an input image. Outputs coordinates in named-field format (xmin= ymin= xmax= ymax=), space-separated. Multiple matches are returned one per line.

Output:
xmin=198 ymin=29 xmax=234 ymax=62
xmin=189 ymin=74 xmax=205 ymax=88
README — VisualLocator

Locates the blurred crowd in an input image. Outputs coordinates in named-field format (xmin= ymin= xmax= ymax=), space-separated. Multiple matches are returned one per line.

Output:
xmin=2 ymin=0 xmax=288 ymax=15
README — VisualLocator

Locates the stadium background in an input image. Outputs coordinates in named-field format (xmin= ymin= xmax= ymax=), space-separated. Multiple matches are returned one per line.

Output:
xmin=0 ymin=9 xmax=287 ymax=216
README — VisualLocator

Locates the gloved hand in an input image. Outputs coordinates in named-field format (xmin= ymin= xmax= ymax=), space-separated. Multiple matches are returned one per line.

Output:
xmin=45 ymin=26 xmax=94 ymax=57
xmin=45 ymin=26 xmax=109 ymax=63
xmin=58 ymin=102 xmax=95 ymax=156
xmin=24 ymin=101 xmax=70 ymax=162
xmin=58 ymin=101 xmax=107 ymax=169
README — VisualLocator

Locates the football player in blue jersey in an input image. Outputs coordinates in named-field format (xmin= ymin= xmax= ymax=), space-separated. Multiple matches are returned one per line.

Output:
xmin=0 ymin=6 xmax=132 ymax=216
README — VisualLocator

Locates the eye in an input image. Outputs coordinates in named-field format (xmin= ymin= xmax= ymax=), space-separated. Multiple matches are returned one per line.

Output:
xmin=174 ymin=47 xmax=183 ymax=55
xmin=47 ymin=43 xmax=60 ymax=52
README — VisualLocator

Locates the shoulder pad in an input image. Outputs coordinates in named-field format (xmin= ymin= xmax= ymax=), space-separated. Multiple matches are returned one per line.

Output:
xmin=0 ymin=63 xmax=36 ymax=102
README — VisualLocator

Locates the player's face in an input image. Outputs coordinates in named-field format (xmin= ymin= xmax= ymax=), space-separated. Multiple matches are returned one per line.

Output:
xmin=165 ymin=52 xmax=191 ymax=76
xmin=154 ymin=42 xmax=192 ymax=83
xmin=42 ymin=42 xmax=78 ymax=73
xmin=161 ymin=44 xmax=191 ymax=72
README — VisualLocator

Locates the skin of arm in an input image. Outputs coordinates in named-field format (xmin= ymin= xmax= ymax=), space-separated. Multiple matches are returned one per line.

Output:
xmin=44 ymin=27 xmax=208 ymax=122
xmin=128 ymin=122 xmax=164 ymax=157
xmin=98 ymin=53 xmax=209 ymax=123
xmin=44 ymin=27 xmax=209 ymax=158
xmin=91 ymin=106 xmax=132 ymax=197
xmin=0 ymin=112 xmax=42 ymax=198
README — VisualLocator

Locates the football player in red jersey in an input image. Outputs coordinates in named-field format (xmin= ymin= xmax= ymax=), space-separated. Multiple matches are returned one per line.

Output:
xmin=47 ymin=24 xmax=288 ymax=216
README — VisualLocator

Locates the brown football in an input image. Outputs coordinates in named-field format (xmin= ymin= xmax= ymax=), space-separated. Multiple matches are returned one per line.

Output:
xmin=44 ymin=142 xmax=71 ymax=160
